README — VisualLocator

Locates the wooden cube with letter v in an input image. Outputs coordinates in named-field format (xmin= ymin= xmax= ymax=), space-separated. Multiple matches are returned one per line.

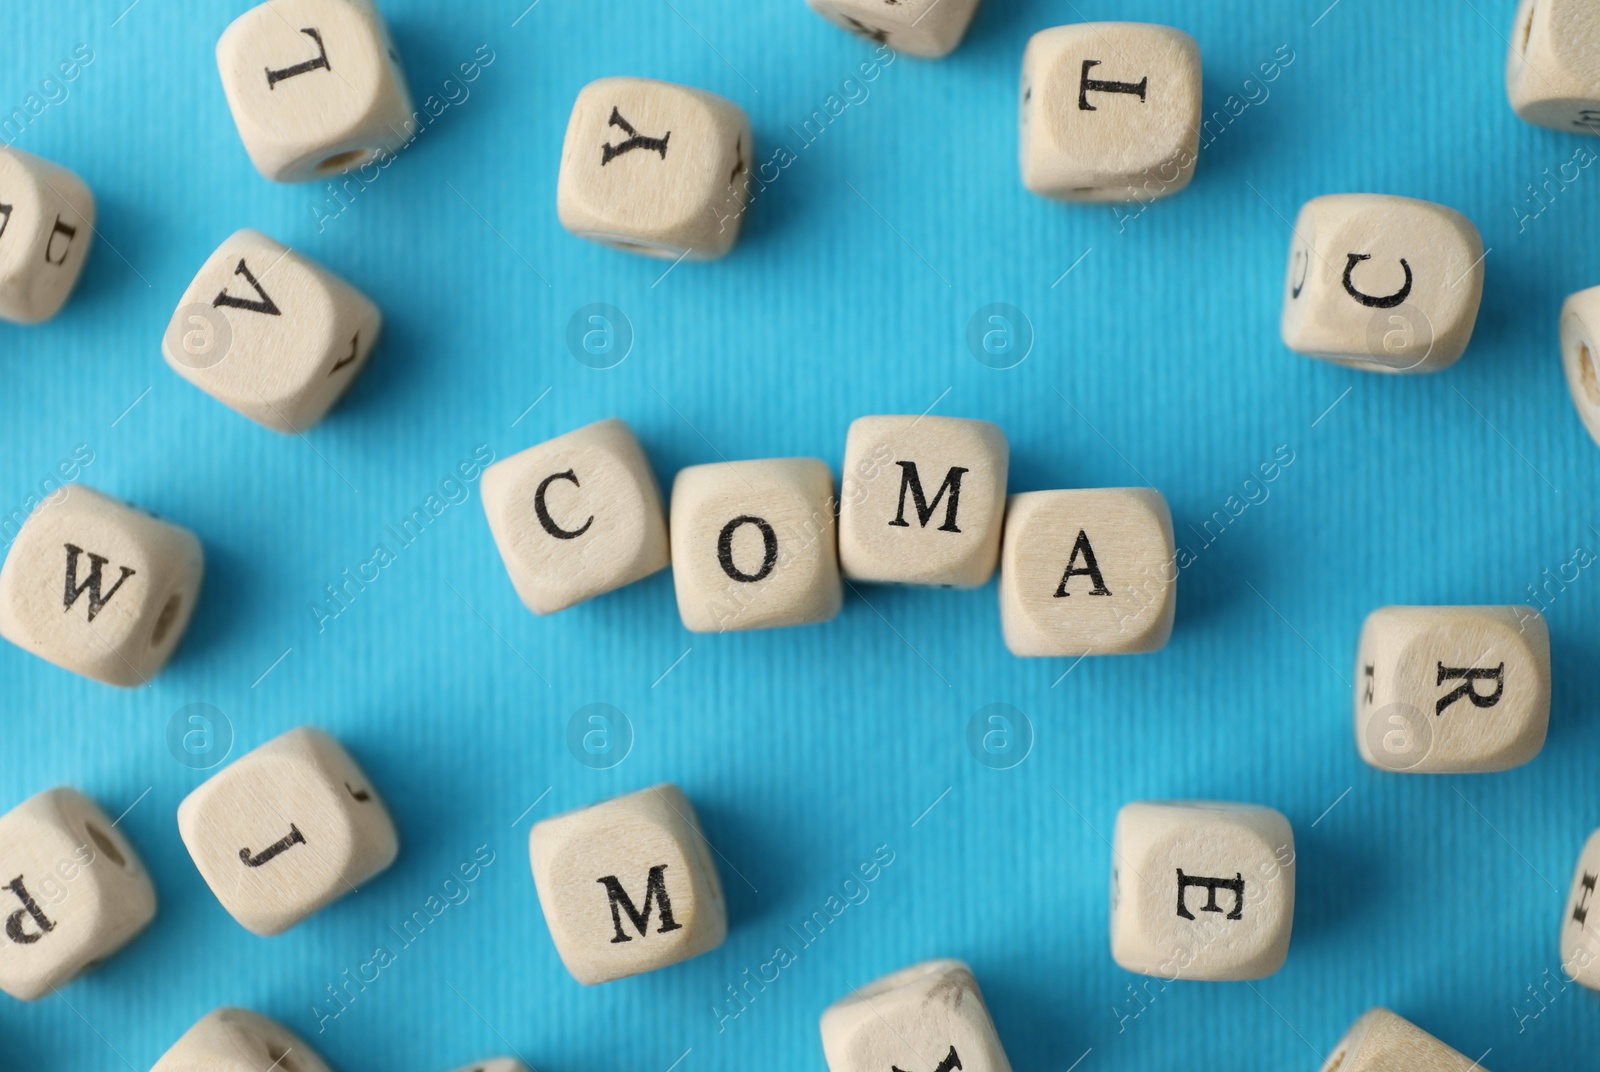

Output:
xmin=821 ymin=960 xmax=1013 ymax=1072
xmin=529 ymin=784 xmax=726 ymax=984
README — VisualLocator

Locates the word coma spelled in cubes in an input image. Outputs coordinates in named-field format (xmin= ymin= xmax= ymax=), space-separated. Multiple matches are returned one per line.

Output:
xmin=558 ymin=78 xmax=752 ymax=259
xmin=177 ymin=727 xmax=398 ymax=936
xmin=1111 ymin=801 xmax=1295 ymax=981
xmin=163 ymin=229 xmax=381 ymax=433
xmin=152 ymin=1007 xmax=334 ymax=1072
xmin=1507 ymin=0 xmax=1600 ymax=135
xmin=1281 ymin=194 xmax=1485 ymax=373
xmin=0 ymin=147 xmax=94 ymax=324
xmin=529 ymin=784 xmax=725 ymax=984
xmin=807 ymin=0 xmax=980 ymax=58
xmin=217 ymin=0 xmax=415 ymax=183
xmin=670 ymin=457 xmax=841 ymax=632
xmin=821 ymin=960 xmax=1012 ymax=1072
xmin=481 ymin=418 xmax=669 ymax=615
xmin=1559 ymin=284 xmax=1600 ymax=448
xmin=1355 ymin=606 xmax=1550 ymax=774
xmin=1319 ymin=1008 xmax=1484 ymax=1072
xmin=1000 ymin=488 xmax=1176 ymax=656
xmin=0 ymin=485 xmax=203 ymax=686
xmin=1562 ymin=828 xmax=1600 ymax=989
xmin=0 ymin=788 xmax=155 ymax=1001
xmin=1020 ymin=23 xmax=1202 ymax=203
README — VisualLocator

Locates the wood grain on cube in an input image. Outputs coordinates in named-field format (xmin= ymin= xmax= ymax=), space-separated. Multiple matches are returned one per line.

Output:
xmin=1020 ymin=23 xmax=1201 ymax=203
xmin=163 ymin=229 xmax=381 ymax=433
xmin=217 ymin=0 xmax=415 ymax=183
xmin=529 ymin=784 xmax=725 ymax=984
xmin=177 ymin=727 xmax=397 ymax=936
xmin=669 ymin=457 xmax=840 ymax=632
xmin=1507 ymin=0 xmax=1600 ymax=135
xmin=839 ymin=415 xmax=1007 ymax=587
xmin=0 ymin=485 xmax=202 ymax=686
xmin=0 ymin=788 xmax=155 ymax=1000
xmin=1560 ymin=285 xmax=1600 ymax=448
xmin=1111 ymin=801 xmax=1295 ymax=981
xmin=1281 ymin=194 xmax=1484 ymax=373
xmin=807 ymin=0 xmax=980 ymax=58
xmin=1355 ymin=606 xmax=1549 ymax=773
xmin=1562 ymin=829 xmax=1600 ymax=989
xmin=481 ymin=418 xmax=669 ymax=615
xmin=558 ymin=77 xmax=752 ymax=259
xmin=152 ymin=1007 xmax=335 ymax=1072
xmin=0 ymin=147 xmax=94 ymax=324
xmin=1000 ymin=488 xmax=1176 ymax=657
xmin=821 ymin=960 xmax=1012 ymax=1072
xmin=1319 ymin=1008 xmax=1483 ymax=1072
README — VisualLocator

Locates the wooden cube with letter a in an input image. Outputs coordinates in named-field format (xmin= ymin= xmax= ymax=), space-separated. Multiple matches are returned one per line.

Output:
xmin=529 ymin=784 xmax=725 ymax=984
xmin=0 ymin=147 xmax=94 ymax=324
xmin=821 ymin=960 xmax=1012 ymax=1072
xmin=1000 ymin=488 xmax=1176 ymax=656
xmin=1562 ymin=828 xmax=1600 ymax=990
xmin=151 ymin=1008 xmax=334 ymax=1072
xmin=1319 ymin=1008 xmax=1482 ymax=1072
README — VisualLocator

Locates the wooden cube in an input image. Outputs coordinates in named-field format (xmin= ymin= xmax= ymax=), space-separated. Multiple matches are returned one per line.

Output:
xmin=999 ymin=488 xmax=1176 ymax=657
xmin=1355 ymin=606 xmax=1550 ymax=774
xmin=1020 ymin=23 xmax=1202 ymax=203
xmin=1507 ymin=0 xmax=1600 ymax=135
xmin=481 ymin=418 xmax=669 ymax=615
xmin=0 ymin=147 xmax=94 ymax=324
xmin=529 ymin=784 xmax=725 ymax=984
xmin=1281 ymin=194 xmax=1484 ymax=373
xmin=839 ymin=416 xmax=1007 ymax=587
xmin=669 ymin=457 xmax=840 ymax=633
xmin=0 ymin=788 xmax=156 ymax=1001
xmin=177 ymin=727 xmax=397 ymax=936
xmin=0 ymin=485 xmax=203 ymax=687
xmin=1560 ymin=285 xmax=1600 ymax=448
xmin=162 ymin=229 xmax=381 ymax=433
xmin=807 ymin=0 xmax=980 ymax=58
xmin=1562 ymin=828 xmax=1600 ymax=990
xmin=217 ymin=0 xmax=415 ymax=183
xmin=557 ymin=77 xmax=752 ymax=260
xmin=821 ymin=960 xmax=1012 ymax=1072
xmin=448 ymin=1061 xmax=528 ymax=1072
xmin=1110 ymin=801 xmax=1295 ymax=981
xmin=152 ymin=1007 xmax=334 ymax=1072
xmin=1320 ymin=1008 xmax=1481 ymax=1071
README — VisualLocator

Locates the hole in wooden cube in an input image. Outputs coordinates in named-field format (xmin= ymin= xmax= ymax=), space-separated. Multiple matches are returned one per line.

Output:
xmin=162 ymin=229 xmax=381 ymax=433
xmin=806 ymin=0 xmax=979 ymax=58
xmin=529 ymin=784 xmax=726 ymax=984
xmin=1020 ymin=23 xmax=1202 ymax=203
xmin=1560 ymin=285 xmax=1600 ymax=446
xmin=1000 ymin=488 xmax=1176 ymax=656
xmin=151 ymin=1008 xmax=334 ymax=1072
xmin=1562 ymin=829 xmax=1600 ymax=989
xmin=1318 ymin=1008 xmax=1479 ymax=1071
xmin=0 ymin=788 xmax=156 ymax=1000
xmin=821 ymin=960 xmax=1012 ymax=1072
xmin=217 ymin=0 xmax=416 ymax=183
xmin=177 ymin=727 xmax=398 ymax=936
xmin=1110 ymin=801 xmax=1295 ymax=981
xmin=1355 ymin=605 xmax=1549 ymax=774
xmin=1280 ymin=194 xmax=1484 ymax=373
xmin=1506 ymin=0 xmax=1600 ymax=134
xmin=670 ymin=458 xmax=841 ymax=632
xmin=481 ymin=419 xmax=669 ymax=615
xmin=558 ymin=77 xmax=753 ymax=260
xmin=0 ymin=485 xmax=203 ymax=686
xmin=839 ymin=416 xmax=1007 ymax=587
xmin=0 ymin=147 xmax=94 ymax=325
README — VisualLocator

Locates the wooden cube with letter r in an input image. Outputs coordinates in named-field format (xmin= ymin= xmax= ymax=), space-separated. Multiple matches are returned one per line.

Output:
xmin=529 ymin=783 xmax=726 ymax=984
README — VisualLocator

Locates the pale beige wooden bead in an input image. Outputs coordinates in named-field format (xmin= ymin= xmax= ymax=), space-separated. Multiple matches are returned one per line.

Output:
xmin=529 ymin=783 xmax=725 ymax=985
xmin=1355 ymin=606 xmax=1549 ymax=774
xmin=1562 ymin=829 xmax=1600 ymax=989
xmin=152 ymin=1007 xmax=335 ymax=1072
xmin=1020 ymin=23 xmax=1201 ymax=203
xmin=481 ymin=418 xmax=669 ymax=615
xmin=0 ymin=485 xmax=203 ymax=687
xmin=1000 ymin=488 xmax=1176 ymax=657
xmin=177 ymin=727 xmax=397 ymax=936
xmin=0 ymin=147 xmax=94 ymax=324
xmin=0 ymin=788 xmax=155 ymax=1001
xmin=669 ymin=457 xmax=841 ymax=633
xmin=839 ymin=416 xmax=1007 ymax=587
xmin=447 ymin=1060 xmax=528 ymax=1072
xmin=1559 ymin=285 xmax=1600 ymax=448
xmin=1506 ymin=0 xmax=1600 ymax=134
xmin=557 ymin=77 xmax=752 ymax=260
xmin=162 ymin=229 xmax=380 ymax=433
xmin=1319 ymin=1008 xmax=1482 ymax=1072
xmin=217 ymin=0 xmax=415 ymax=183
xmin=806 ymin=0 xmax=980 ymax=58
xmin=1281 ymin=194 xmax=1484 ymax=373
xmin=821 ymin=960 xmax=1012 ymax=1072
xmin=1110 ymin=801 xmax=1295 ymax=981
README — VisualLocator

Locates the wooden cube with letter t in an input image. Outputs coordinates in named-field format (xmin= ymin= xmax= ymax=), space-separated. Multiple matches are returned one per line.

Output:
xmin=529 ymin=784 xmax=726 ymax=984
xmin=820 ymin=960 xmax=1013 ymax=1072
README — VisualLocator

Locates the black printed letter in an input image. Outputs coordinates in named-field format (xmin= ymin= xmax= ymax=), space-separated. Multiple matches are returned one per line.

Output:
xmin=1435 ymin=662 xmax=1504 ymax=717
xmin=534 ymin=470 xmax=594 ymax=541
xmin=3 ymin=877 xmax=55 ymax=945
xmin=596 ymin=864 xmax=683 ymax=943
xmin=62 ymin=544 xmax=135 ymax=622
xmin=1054 ymin=530 xmax=1112 ymax=597
xmin=889 ymin=462 xmax=967 ymax=533
xmin=1342 ymin=254 xmax=1412 ymax=309
xmin=1176 ymin=870 xmax=1245 ymax=921
xmin=1079 ymin=60 xmax=1148 ymax=111
xmin=718 ymin=516 xmax=778 ymax=583
xmin=44 ymin=217 xmax=77 ymax=266
xmin=213 ymin=258 xmax=282 ymax=316
xmin=265 ymin=28 xmax=332 ymax=89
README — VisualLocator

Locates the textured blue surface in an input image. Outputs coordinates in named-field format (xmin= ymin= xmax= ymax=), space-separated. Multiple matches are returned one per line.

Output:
xmin=2 ymin=0 xmax=1599 ymax=1069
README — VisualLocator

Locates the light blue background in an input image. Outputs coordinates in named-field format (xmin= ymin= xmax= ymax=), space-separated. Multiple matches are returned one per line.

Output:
xmin=1 ymin=0 xmax=1597 ymax=1069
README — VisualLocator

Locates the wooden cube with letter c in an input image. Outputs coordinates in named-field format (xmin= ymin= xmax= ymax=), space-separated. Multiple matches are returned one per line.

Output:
xmin=820 ymin=960 xmax=1013 ymax=1072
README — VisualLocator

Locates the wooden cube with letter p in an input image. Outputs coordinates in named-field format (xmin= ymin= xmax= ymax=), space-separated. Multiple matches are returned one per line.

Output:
xmin=151 ymin=1007 xmax=334 ymax=1072
xmin=529 ymin=784 xmax=725 ymax=984
xmin=0 ymin=147 xmax=94 ymax=324
xmin=1319 ymin=1008 xmax=1482 ymax=1072
xmin=821 ymin=960 xmax=1012 ymax=1072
